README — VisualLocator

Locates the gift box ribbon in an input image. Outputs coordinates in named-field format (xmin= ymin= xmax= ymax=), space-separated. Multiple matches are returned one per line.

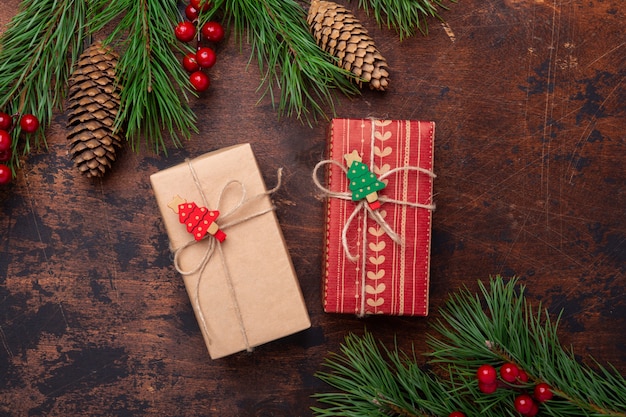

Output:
xmin=313 ymin=119 xmax=437 ymax=316
xmin=171 ymin=158 xmax=282 ymax=352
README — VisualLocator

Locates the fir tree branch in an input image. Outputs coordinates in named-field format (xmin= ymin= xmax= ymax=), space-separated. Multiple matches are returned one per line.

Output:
xmin=88 ymin=0 xmax=197 ymax=153
xmin=357 ymin=0 xmax=457 ymax=39
xmin=0 ymin=0 xmax=87 ymax=169
xmin=429 ymin=278 xmax=626 ymax=416
xmin=207 ymin=0 xmax=360 ymax=124
xmin=313 ymin=277 xmax=626 ymax=417
xmin=313 ymin=332 xmax=503 ymax=417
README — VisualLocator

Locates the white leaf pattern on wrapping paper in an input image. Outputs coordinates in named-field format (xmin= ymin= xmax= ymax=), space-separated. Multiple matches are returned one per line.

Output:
xmin=367 ymin=298 xmax=385 ymax=307
xmin=369 ymin=241 xmax=386 ymax=252
xmin=374 ymin=146 xmax=392 ymax=157
xmin=374 ymin=131 xmax=392 ymax=141
xmin=367 ymin=270 xmax=385 ymax=280
xmin=366 ymin=283 xmax=386 ymax=295
xmin=368 ymin=255 xmax=385 ymax=265
xmin=368 ymin=226 xmax=385 ymax=237
xmin=365 ymin=120 xmax=393 ymax=314
xmin=374 ymin=163 xmax=390 ymax=176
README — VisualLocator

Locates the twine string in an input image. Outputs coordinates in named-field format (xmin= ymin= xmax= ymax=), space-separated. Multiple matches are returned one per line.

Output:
xmin=171 ymin=159 xmax=283 ymax=353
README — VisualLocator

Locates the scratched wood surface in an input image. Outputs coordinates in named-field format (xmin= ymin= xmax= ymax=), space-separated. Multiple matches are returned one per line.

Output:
xmin=1 ymin=1 xmax=625 ymax=416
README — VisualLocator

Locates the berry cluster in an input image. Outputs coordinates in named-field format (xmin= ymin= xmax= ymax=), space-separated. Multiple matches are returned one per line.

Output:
xmin=174 ymin=0 xmax=225 ymax=92
xmin=476 ymin=363 xmax=554 ymax=416
xmin=0 ymin=111 xmax=40 ymax=185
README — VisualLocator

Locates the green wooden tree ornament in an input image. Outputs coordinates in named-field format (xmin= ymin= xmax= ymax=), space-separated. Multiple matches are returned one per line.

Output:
xmin=344 ymin=150 xmax=386 ymax=210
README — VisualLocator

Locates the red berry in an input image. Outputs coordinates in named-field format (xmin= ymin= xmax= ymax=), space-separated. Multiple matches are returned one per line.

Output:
xmin=500 ymin=362 xmax=519 ymax=383
xmin=534 ymin=382 xmax=553 ymax=402
xmin=189 ymin=71 xmax=210 ymax=92
xmin=0 ymin=163 xmax=11 ymax=185
xmin=174 ymin=21 xmax=196 ymax=43
xmin=0 ymin=149 xmax=11 ymax=162
xmin=0 ymin=130 xmax=11 ymax=152
xmin=185 ymin=4 xmax=199 ymax=21
xmin=514 ymin=394 xmax=535 ymax=415
xmin=478 ymin=380 xmax=498 ymax=394
xmin=201 ymin=21 xmax=224 ymax=42
xmin=195 ymin=47 xmax=216 ymax=68
xmin=476 ymin=364 xmax=497 ymax=384
xmin=190 ymin=0 xmax=211 ymax=12
xmin=448 ymin=412 xmax=466 ymax=417
xmin=0 ymin=112 xmax=12 ymax=130
xmin=182 ymin=52 xmax=200 ymax=73
xmin=525 ymin=402 xmax=539 ymax=417
xmin=20 ymin=114 xmax=39 ymax=133
xmin=516 ymin=369 xmax=529 ymax=384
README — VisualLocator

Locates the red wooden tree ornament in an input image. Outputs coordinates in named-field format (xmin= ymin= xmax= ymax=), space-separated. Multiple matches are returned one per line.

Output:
xmin=168 ymin=195 xmax=226 ymax=242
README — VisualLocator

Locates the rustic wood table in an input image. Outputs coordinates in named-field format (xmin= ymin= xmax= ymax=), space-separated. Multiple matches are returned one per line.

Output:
xmin=1 ymin=1 xmax=624 ymax=415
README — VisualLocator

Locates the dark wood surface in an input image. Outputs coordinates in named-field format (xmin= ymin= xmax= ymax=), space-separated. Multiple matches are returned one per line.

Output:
xmin=1 ymin=1 xmax=625 ymax=416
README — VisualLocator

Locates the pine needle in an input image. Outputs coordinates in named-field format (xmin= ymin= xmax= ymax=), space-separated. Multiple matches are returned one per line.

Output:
xmin=0 ymin=0 xmax=87 ymax=166
xmin=358 ymin=0 xmax=457 ymax=39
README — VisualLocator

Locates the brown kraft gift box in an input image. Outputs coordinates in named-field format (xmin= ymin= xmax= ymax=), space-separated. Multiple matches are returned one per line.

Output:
xmin=150 ymin=143 xmax=311 ymax=359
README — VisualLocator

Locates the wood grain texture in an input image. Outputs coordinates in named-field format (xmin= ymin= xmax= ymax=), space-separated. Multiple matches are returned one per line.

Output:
xmin=1 ymin=1 xmax=625 ymax=415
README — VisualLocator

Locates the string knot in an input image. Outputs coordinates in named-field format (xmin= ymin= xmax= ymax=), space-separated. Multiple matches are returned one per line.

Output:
xmin=312 ymin=159 xmax=435 ymax=261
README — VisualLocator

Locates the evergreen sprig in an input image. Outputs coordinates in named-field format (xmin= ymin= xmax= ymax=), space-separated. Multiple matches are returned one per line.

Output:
xmin=88 ymin=0 xmax=197 ymax=153
xmin=212 ymin=0 xmax=361 ymax=123
xmin=313 ymin=332 xmax=467 ymax=417
xmin=313 ymin=277 xmax=626 ymax=417
xmin=0 ymin=0 xmax=87 ymax=168
xmin=357 ymin=0 xmax=457 ymax=39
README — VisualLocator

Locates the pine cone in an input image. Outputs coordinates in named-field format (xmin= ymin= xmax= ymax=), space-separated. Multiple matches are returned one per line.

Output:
xmin=66 ymin=41 xmax=123 ymax=178
xmin=307 ymin=0 xmax=389 ymax=91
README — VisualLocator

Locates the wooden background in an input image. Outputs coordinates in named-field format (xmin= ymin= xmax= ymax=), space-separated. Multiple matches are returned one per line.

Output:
xmin=1 ymin=0 xmax=625 ymax=415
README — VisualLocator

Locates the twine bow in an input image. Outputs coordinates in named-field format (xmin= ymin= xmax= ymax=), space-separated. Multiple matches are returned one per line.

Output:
xmin=171 ymin=158 xmax=282 ymax=353
xmin=312 ymin=120 xmax=436 ymax=316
